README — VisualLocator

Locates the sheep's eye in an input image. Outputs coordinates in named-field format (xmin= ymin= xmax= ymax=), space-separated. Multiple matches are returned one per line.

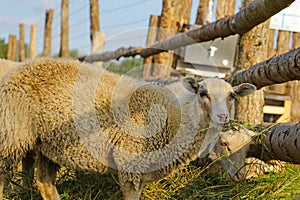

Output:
xmin=199 ymin=90 xmax=209 ymax=98
xmin=229 ymin=93 xmax=236 ymax=100
xmin=220 ymin=141 xmax=228 ymax=147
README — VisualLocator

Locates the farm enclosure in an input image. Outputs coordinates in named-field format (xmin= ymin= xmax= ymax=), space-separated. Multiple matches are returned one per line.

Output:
xmin=1 ymin=0 xmax=300 ymax=199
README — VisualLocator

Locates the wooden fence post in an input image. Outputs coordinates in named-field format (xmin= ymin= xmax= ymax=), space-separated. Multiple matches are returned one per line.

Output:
xmin=29 ymin=25 xmax=36 ymax=59
xmin=234 ymin=0 xmax=268 ymax=125
xmin=195 ymin=0 xmax=210 ymax=25
xmin=10 ymin=35 xmax=17 ymax=61
xmin=172 ymin=0 xmax=192 ymax=69
xmin=89 ymin=0 xmax=100 ymax=42
xmin=43 ymin=9 xmax=54 ymax=57
xmin=19 ymin=23 xmax=26 ymax=61
xmin=216 ymin=0 xmax=235 ymax=19
xmin=288 ymin=32 xmax=300 ymax=121
xmin=153 ymin=0 xmax=177 ymax=77
xmin=59 ymin=0 xmax=70 ymax=57
xmin=91 ymin=31 xmax=105 ymax=65
xmin=6 ymin=34 xmax=13 ymax=60
xmin=143 ymin=15 xmax=160 ymax=78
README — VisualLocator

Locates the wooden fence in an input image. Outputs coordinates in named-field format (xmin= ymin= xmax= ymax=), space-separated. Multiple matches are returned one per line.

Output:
xmin=3 ymin=0 xmax=300 ymax=123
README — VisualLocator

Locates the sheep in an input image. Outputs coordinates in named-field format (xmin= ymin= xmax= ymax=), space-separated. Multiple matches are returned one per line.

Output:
xmin=0 ymin=57 xmax=256 ymax=200
xmin=0 ymin=59 xmax=36 ymax=186
xmin=208 ymin=128 xmax=255 ymax=183
xmin=146 ymin=76 xmax=255 ymax=183
xmin=0 ymin=59 xmax=19 ymax=80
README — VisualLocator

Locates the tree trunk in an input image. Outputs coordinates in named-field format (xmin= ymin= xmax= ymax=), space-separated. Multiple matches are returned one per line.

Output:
xmin=249 ymin=123 xmax=300 ymax=164
xmin=29 ymin=25 xmax=36 ymax=59
xmin=19 ymin=23 xmax=26 ymax=61
xmin=43 ymin=9 xmax=54 ymax=57
xmin=89 ymin=0 xmax=100 ymax=42
xmin=195 ymin=0 xmax=210 ymax=25
xmin=234 ymin=0 xmax=269 ymax=125
xmin=59 ymin=0 xmax=69 ymax=57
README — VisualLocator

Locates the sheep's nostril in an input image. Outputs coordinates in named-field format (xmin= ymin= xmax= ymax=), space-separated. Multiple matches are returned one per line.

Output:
xmin=234 ymin=173 xmax=244 ymax=183
xmin=217 ymin=114 xmax=228 ymax=122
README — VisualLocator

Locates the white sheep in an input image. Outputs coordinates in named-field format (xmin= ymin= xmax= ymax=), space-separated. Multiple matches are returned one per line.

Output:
xmin=0 ymin=58 xmax=255 ymax=200
xmin=146 ymin=77 xmax=256 ymax=183
xmin=209 ymin=128 xmax=255 ymax=183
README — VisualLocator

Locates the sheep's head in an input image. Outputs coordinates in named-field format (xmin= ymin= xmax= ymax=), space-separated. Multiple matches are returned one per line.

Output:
xmin=194 ymin=78 xmax=256 ymax=125
xmin=209 ymin=129 xmax=255 ymax=184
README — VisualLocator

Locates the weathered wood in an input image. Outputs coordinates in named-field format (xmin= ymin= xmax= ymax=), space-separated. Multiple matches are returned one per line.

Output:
xmin=234 ymin=0 xmax=269 ymax=125
xmin=89 ymin=0 xmax=100 ymax=41
xmin=267 ymin=28 xmax=276 ymax=59
xmin=19 ymin=23 xmax=26 ymax=61
xmin=174 ymin=0 xmax=192 ymax=27
xmin=143 ymin=15 xmax=160 ymax=78
xmin=59 ymin=0 xmax=69 ymax=57
xmin=228 ymin=47 xmax=300 ymax=89
xmin=195 ymin=0 xmax=210 ymax=25
xmin=152 ymin=0 xmax=177 ymax=77
xmin=90 ymin=31 xmax=105 ymax=65
xmin=290 ymin=32 xmax=300 ymax=121
xmin=29 ymin=25 xmax=36 ymax=59
xmin=6 ymin=34 xmax=13 ymax=60
xmin=140 ymin=0 xmax=294 ymax=58
xmin=171 ymin=0 xmax=192 ymax=69
xmin=91 ymin=31 xmax=105 ymax=54
xmin=43 ymin=9 xmax=54 ymax=57
xmin=216 ymin=0 xmax=235 ymax=19
xmin=249 ymin=123 xmax=300 ymax=164
xmin=11 ymin=35 xmax=17 ymax=61
xmin=80 ymin=0 xmax=294 ymax=62
xmin=80 ymin=47 xmax=143 ymax=62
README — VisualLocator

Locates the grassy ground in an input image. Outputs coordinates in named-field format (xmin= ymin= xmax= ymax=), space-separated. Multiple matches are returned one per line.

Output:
xmin=3 ymin=163 xmax=300 ymax=200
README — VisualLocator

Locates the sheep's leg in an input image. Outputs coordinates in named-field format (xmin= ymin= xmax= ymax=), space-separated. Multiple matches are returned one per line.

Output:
xmin=22 ymin=150 xmax=36 ymax=187
xmin=119 ymin=172 xmax=145 ymax=200
xmin=35 ymin=153 xmax=60 ymax=200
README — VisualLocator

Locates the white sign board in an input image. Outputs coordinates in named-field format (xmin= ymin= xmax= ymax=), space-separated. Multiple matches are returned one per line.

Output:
xmin=270 ymin=0 xmax=300 ymax=32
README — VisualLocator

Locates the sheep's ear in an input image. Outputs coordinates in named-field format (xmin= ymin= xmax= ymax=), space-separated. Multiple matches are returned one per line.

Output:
xmin=182 ymin=77 xmax=199 ymax=93
xmin=233 ymin=83 xmax=256 ymax=97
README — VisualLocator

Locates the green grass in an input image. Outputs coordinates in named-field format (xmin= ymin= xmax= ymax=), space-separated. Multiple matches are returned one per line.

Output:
xmin=3 ymin=163 xmax=300 ymax=200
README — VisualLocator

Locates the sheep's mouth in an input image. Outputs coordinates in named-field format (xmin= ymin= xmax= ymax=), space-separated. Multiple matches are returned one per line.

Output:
xmin=210 ymin=121 xmax=228 ymax=129
xmin=227 ymin=172 xmax=245 ymax=184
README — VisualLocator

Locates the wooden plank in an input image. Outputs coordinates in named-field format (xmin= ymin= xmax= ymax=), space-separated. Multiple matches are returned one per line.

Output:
xmin=263 ymin=105 xmax=285 ymax=115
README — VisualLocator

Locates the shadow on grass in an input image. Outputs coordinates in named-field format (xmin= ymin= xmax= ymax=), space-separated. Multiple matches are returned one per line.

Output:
xmin=3 ymin=164 xmax=300 ymax=200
